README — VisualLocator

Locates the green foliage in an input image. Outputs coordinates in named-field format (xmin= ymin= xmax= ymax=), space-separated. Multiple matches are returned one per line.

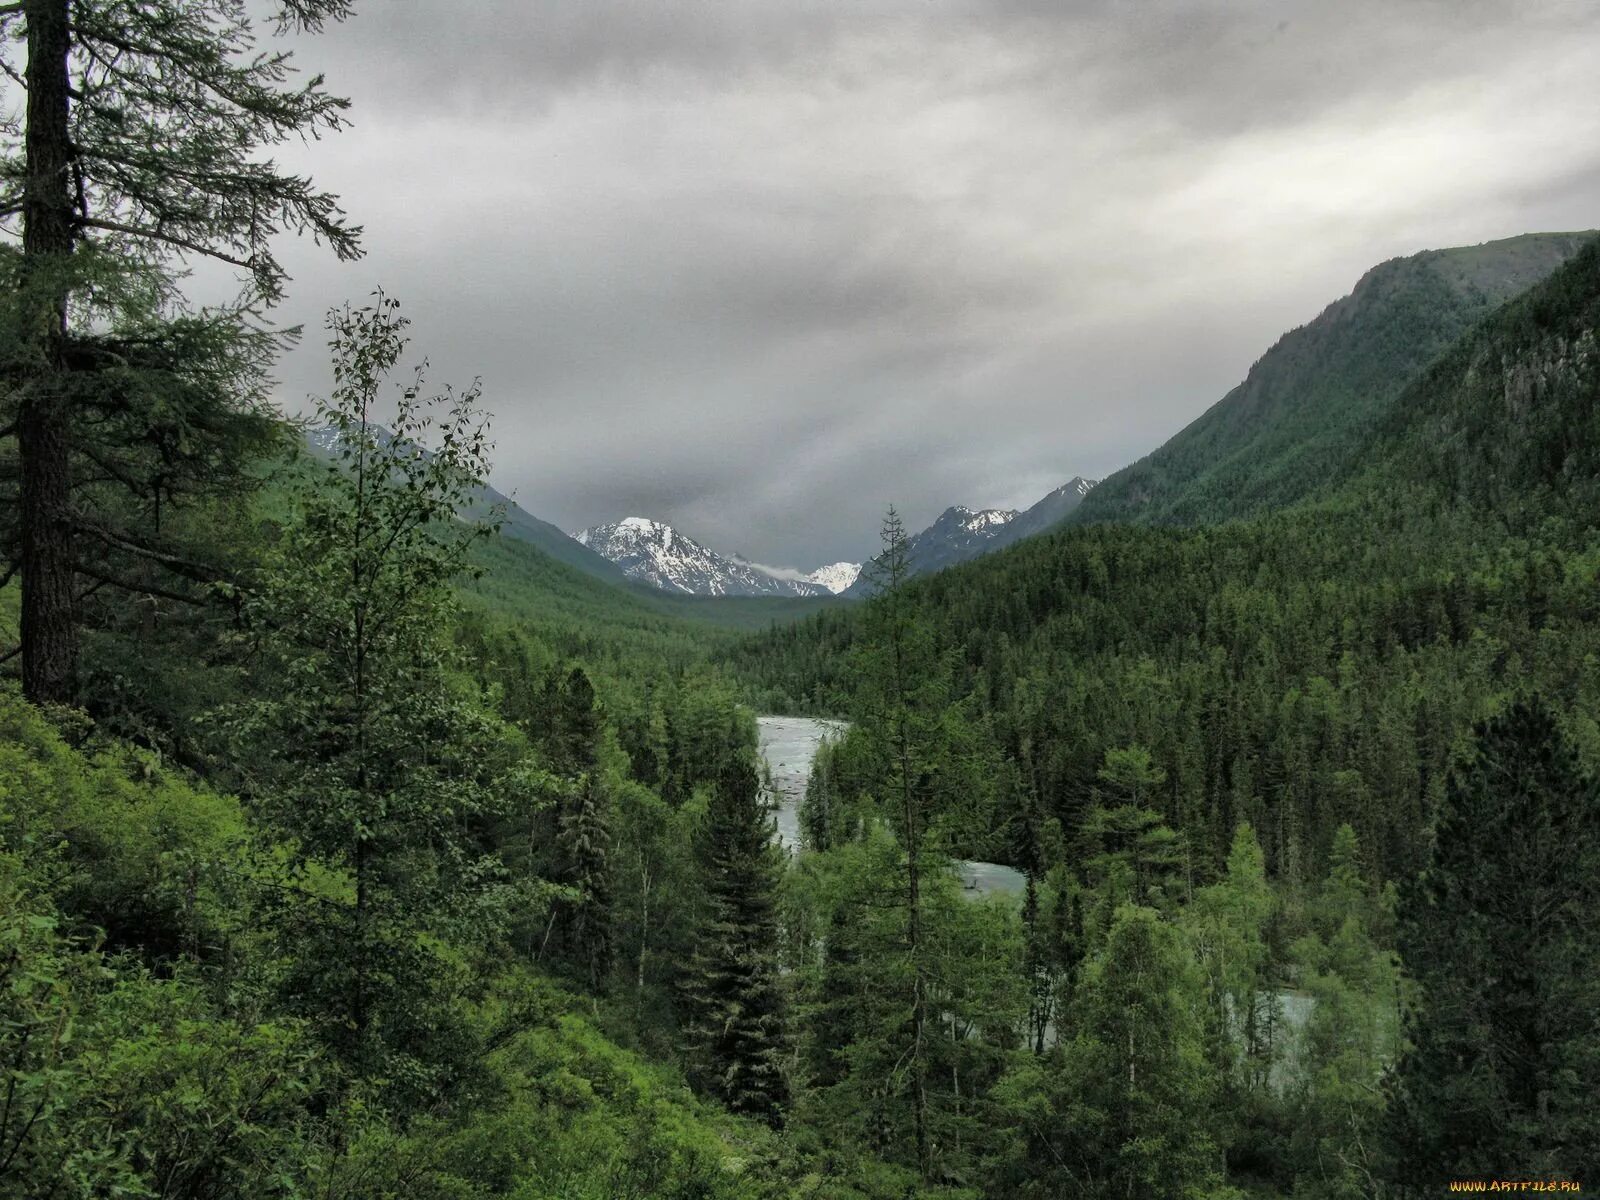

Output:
xmin=0 ymin=0 xmax=360 ymax=705
xmin=1080 ymin=745 xmax=1187 ymax=936
xmin=1278 ymin=825 xmax=1397 ymax=1198
xmin=0 ymin=875 xmax=330 ymax=1198
xmin=1186 ymin=824 xmax=1279 ymax=1108
xmin=683 ymin=754 xmax=789 ymax=1126
xmin=787 ymin=826 xmax=1026 ymax=1193
xmin=218 ymin=296 xmax=515 ymax=1098
xmin=0 ymin=690 xmax=246 ymax=960
xmin=997 ymin=905 xmax=1222 ymax=1199
xmin=1386 ymin=702 xmax=1600 ymax=1185
xmin=323 ymin=975 xmax=776 ymax=1200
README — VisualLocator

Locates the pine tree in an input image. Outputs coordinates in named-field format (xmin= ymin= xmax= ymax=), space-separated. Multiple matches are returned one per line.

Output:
xmin=1386 ymin=702 xmax=1600 ymax=1186
xmin=1 ymin=0 xmax=360 ymax=704
xmin=683 ymin=753 xmax=788 ymax=1126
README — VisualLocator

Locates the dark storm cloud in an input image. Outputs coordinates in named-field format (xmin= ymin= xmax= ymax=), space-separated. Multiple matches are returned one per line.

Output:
xmin=248 ymin=0 xmax=1600 ymax=566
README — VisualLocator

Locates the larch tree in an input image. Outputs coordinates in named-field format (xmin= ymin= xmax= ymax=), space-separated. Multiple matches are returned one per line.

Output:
xmin=997 ymin=904 xmax=1222 ymax=1199
xmin=0 ymin=0 xmax=361 ymax=703
xmin=1064 ymin=904 xmax=1222 ymax=1199
xmin=1290 ymin=824 xmax=1396 ymax=1200
xmin=1185 ymin=822 xmax=1278 ymax=1115
xmin=859 ymin=504 xmax=939 ymax=1178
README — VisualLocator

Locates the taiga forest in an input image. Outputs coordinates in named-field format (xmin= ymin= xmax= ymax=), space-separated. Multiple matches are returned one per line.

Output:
xmin=2 ymin=3 xmax=1597 ymax=1198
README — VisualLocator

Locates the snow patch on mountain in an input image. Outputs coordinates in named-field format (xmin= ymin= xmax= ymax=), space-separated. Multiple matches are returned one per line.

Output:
xmin=574 ymin=517 xmax=830 ymax=598
xmin=950 ymin=506 xmax=1019 ymax=534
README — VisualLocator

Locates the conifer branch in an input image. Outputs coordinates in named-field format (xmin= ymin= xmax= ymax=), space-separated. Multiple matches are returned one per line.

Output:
xmin=72 ymin=515 xmax=227 ymax=584
xmin=71 ymin=559 xmax=205 ymax=607
xmin=77 ymin=216 xmax=255 ymax=270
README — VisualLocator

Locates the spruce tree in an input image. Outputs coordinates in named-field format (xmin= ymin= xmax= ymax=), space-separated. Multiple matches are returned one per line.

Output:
xmin=1386 ymin=702 xmax=1600 ymax=1185
xmin=548 ymin=665 xmax=602 ymax=775
xmin=554 ymin=768 xmax=613 ymax=992
xmin=683 ymin=753 xmax=789 ymax=1126
xmin=0 ymin=0 xmax=360 ymax=704
xmin=543 ymin=665 xmax=613 ymax=989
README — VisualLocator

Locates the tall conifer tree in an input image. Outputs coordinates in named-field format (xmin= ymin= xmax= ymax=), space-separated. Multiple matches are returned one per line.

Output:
xmin=1387 ymin=702 xmax=1600 ymax=1185
xmin=0 ymin=0 xmax=360 ymax=703
xmin=683 ymin=753 xmax=789 ymax=1126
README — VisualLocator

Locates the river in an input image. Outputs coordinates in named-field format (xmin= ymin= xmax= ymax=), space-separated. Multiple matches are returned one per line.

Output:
xmin=756 ymin=715 xmax=1028 ymax=902
xmin=758 ymin=715 xmax=1316 ymax=1057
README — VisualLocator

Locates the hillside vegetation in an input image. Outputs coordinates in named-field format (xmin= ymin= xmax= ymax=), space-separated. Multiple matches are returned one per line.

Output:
xmin=1074 ymin=231 xmax=1594 ymax=527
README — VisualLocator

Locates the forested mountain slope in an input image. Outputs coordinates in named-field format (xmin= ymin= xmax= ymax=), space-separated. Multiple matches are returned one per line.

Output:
xmin=479 ymin=489 xmax=629 ymax=583
xmin=1074 ymin=231 xmax=1593 ymax=526
xmin=734 ymin=234 xmax=1600 ymax=885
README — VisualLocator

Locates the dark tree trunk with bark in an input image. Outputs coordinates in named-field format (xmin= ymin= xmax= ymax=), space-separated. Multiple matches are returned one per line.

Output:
xmin=19 ymin=0 xmax=77 ymax=704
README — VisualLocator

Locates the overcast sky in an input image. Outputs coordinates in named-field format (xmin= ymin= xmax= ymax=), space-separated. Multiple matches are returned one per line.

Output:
xmin=247 ymin=0 xmax=1600 ymax=567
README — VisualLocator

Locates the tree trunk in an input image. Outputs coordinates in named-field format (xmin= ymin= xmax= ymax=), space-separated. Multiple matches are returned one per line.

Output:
xmin=19 ymin=0 xmax=77 ymax=705
xmin=901 ymin=719 xmax=929 ymax=1182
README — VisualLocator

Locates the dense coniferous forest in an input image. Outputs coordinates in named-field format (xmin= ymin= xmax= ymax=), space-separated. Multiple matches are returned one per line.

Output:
xmin=3 ymin=2 xmax=1600 ymax=1198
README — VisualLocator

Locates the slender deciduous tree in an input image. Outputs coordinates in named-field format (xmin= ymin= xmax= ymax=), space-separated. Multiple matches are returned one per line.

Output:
xmin=222 ymin=296 xmax=504 ymax=1098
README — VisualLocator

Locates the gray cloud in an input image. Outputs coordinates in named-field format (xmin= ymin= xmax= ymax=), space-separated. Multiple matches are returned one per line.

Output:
xmin=236 ymin=0 xmax=1600 ymax=567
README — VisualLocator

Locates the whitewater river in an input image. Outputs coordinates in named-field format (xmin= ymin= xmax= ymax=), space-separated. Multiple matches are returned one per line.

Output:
xmin=756 ymin=715 xmax=1028 ymax=901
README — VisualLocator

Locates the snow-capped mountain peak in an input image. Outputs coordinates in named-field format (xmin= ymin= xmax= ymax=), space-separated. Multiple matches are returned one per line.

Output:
xmin=804 ymin=561 xmax=862 ymax=594
xmin=573 ymin=518 xmax=830 ymax=598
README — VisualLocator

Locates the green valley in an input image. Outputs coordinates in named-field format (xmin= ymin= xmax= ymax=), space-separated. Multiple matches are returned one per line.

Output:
xmin=3 ymin=2 xmax=1599 ymax=1197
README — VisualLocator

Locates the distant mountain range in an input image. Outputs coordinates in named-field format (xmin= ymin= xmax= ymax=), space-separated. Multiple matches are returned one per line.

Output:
xmin=573 ymin=477 xmax=1096 ymax=601
xmin=844 ymin=476 xmax=1096 ymax=596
